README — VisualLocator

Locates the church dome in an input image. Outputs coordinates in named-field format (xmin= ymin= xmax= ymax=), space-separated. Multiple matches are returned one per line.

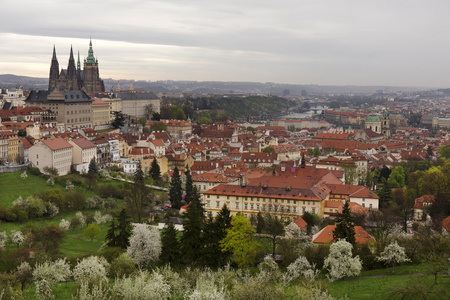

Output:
xmin=366 ymin=114 xmax=381 ymax=123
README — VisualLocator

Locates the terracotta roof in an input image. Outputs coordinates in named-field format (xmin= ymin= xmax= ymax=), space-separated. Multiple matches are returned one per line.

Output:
xmin=42 ymin=138 xmax=73 ymax=151
xmin=312 ymin=225 xmax=375 ymax=244
xmin=441 ymin=216 xmax=450 ymax=234
xmin=293 ymin=216 xmax=308 ymax=229
xmin=70 ymin=137 xmax=96 ymax=149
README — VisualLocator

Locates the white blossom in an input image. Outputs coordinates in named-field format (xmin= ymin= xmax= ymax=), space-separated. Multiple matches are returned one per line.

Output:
xmin=47 ymin=202 xmax=59 ymax=217
xmin=323 ymin=239 xmax=362 ymax=281
xmin=87 ymin=196 xmax=104 ymax=209
xmin=111 ymin=271 xmax=171 ymax=300
xmin=76 ymin=211 xmax=86 ymax=228
xmin=94 ymin=211 xmax=112 ymax=224
xmin=10 ymin=230 xmax=24 ymax=246
xmin=12 ymin=196 xmax=27 ymax=208
xmin=33 ymin=258 xmax=72 ymax=284
xmin=75 ymin=280 xmax=110 ymax=300
xmin=376 ymin=241 xmax=410 ymax=272
xmin=47 ymin=177 xmax=55 ymax=186
xmin=0 ymin=232 xmax=7 ymax=249
xmin=20 ymin=171 xmax=28 ymax=179
xmin=189 ymin=271 xmax=227 ymax=300
xmin=59 ymin=219 xmax=71 ymax=231
xmin=73 ymin=256 xmax=109 ymax=287
xmin=127 ymin=224 xmax=162 ymax=269
xmin=286 ymin=256 xmax=318 ymax=281
xmin=66 ymin=180 xmax=74 ymax=191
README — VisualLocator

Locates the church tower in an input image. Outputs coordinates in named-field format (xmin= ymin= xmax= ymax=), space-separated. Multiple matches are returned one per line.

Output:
xmin=66 ymin=46 xmax=79 ymax=90
xmin=83 ymin=39 xmax=105 ymax=93
xmin=381 ymin=108 xmax=391 ymax=138
xmin=49 ymin=46 xmax=59 ymax=91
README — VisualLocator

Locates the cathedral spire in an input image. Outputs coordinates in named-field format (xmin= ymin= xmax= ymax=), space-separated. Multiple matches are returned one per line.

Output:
xmin=77 ymin=50 xmax=81 ymax=71
xmin=86 ymin=38 xmax=96 ymax=64
xmin=49 ymin=45 xmax=60 ymax=91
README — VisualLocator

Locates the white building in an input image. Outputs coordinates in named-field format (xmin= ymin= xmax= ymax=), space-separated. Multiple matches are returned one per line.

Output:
xmin=29 ymin=138 xmax=73 ymax=176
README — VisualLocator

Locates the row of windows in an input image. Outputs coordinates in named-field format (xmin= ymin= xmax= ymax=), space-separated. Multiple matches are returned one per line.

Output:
xmin=207 ymin=194 xmax=317 ymax=206
xmin=207 ymin=199 xmax=318 ymax=214
xmin=67 ymin=117 xmax=91 ymax=123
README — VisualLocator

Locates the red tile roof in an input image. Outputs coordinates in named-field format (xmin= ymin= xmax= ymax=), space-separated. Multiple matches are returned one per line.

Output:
xmin=70 ymin=138 xmax=96 ymax=149
xmin=42 ymin=137 xmax=73 ymax=151
xmin=312 ymin=225 xmax=375 ymax=244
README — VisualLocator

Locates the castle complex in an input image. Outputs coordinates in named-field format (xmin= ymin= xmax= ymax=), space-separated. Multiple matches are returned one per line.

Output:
xmin=49 ymin=39 xmax=105 ymax=93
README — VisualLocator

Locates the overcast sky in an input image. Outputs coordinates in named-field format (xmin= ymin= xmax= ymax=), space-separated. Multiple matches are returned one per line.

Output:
xmin=1 ymin=0 xmax=450 ymax=87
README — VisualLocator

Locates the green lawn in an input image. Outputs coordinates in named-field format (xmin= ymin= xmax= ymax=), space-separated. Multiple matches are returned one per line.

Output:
xmin=0 ymin=171 xmax=61 ymax=207
xmin=329 ymin=275 xmax=450 ymax=300
xmin=60 ymin=222 xmax=110 ymax=257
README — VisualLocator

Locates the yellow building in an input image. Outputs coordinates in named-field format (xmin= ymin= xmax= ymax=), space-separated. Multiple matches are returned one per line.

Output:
xmin=92 ymin=97 xmax=111 ymax=129
xmin=6 ymin=131 xmax=19 ymax=163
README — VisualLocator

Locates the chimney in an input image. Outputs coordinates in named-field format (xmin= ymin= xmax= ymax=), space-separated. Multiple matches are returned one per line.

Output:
xmin=240 ymin=174 xmax=246 ymax=187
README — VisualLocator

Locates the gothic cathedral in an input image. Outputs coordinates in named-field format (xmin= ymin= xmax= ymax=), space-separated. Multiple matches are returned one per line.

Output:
xmin=49 ymin=39 xmax=105 ymax=93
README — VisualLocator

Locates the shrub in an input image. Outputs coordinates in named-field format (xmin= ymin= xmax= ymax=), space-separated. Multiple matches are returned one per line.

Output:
xmin=73 ymin=256 xmax=109 ymax=288
xmin=109 ymin=253 xmax=136 ymax=278
xmin=66 ymin=190 xmax=86 ymax=211
xmin=28 ymin=167 xmax=42 ymax=176
xmin=98 ymin=247 xmax=125 ymax=263
xmin=111 ymin=271 xmax=171 ymax=300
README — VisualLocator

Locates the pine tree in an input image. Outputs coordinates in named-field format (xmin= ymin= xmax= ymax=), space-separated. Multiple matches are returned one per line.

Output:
xmin=180 ymin=188 xmax=205 ymax=265
xmin=204 ymin=204 xmax=233 ymax=267
xmin=379 ymin=177 xmax=393 ymax=209
xmin=256 ymin=212 xmax=265 ymax=234
xmin=149 ymin=159 xmax=161 ymax=183
xmin=333 ymin=201 xmax=356 ymax=245
xmin=116 ymin=209 xmax=132 ymax=249
xmin=134 ymin=161 xmax=145 ymax=186
xmin=184 ymin=166 xmax=194 ymax=204
xmin=105 ymin=219 xmax=117 ymax=247
xmin=169 ymin=166 xmax=183 ymax=209
xmin=88 ymin=158 xmax=98 ymax=174
xmin=127 ymin=162 xmax=152 ymax=222
xmin=160 ymin=221 xmax=180 ymax=265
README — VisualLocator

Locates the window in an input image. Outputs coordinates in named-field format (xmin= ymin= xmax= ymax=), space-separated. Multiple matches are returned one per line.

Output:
xmin=302 ymin=207 xmax=305 ymax=213
xmin=251 ymin=204 xmax=254 ymax=210
xmin=207 ymin=195 xmax=210 ymax=198
xmin=262 ymin=205 xmax=266 ymax=210
xmin=362 ymin=203 xmax=365 ymax=208
xmin=244 ymin=204 xmax=248 ymax=209
xmin=293 ymin=207 xmax=296 ymax=212
xmin=216 ymin=202 xmax=220 ymax=208
xmin=312 ymin=208 xmax=316 ymax=214
xmin=227 ymin=196 xmax=230 ymax=200
xmin=257 ymin=204 xmax=260 ymax=210
xmin=217 ymin=195 xmax=219 ymax=199
xmin=236 ymin=203 xmax=239 ymax=209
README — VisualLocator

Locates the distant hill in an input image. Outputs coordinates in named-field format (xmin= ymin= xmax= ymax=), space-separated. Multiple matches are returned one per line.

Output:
xmin=0 ymin=74 xmax=48 ymax=90
xmin=0 ymin=74 xmax=432 ymax=96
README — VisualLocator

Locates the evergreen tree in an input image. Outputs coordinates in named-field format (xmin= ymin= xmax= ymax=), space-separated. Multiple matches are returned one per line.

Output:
xmin=88 ymin=158 xmax=98 ymax=174
xmin=116 ymin=209 xmax=133 ymax=249
xmin=333 ymin=201 xmax=356 ymax=245
xmin=127 ymin=161 xmax=152 ymax=222
xmin=160 ymin=221 xmax=180 ymax=265
xmin=149 ymin=159 xmax=161 ymax=183
xmin=134 ymin=161 xmax=145 ymax=186
xmin=169 ymin=167 xmax=183 ymax=209
xmin=256 ymin=212 xmax=265 ymax=234
xmin=379 ymin=177 xmax=393 ymax=209
xmin=180 ymin=188 xmax=205 ymax=265
xmin=213 ymin=204 xmax=232 ymax=266
xmin=111 ymin=111 xmax=125 ymax=128
xmin=105 ymin=219 xmax=117 ymax=247
xmin=184 ymin=166 xmax=194 ymax=204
